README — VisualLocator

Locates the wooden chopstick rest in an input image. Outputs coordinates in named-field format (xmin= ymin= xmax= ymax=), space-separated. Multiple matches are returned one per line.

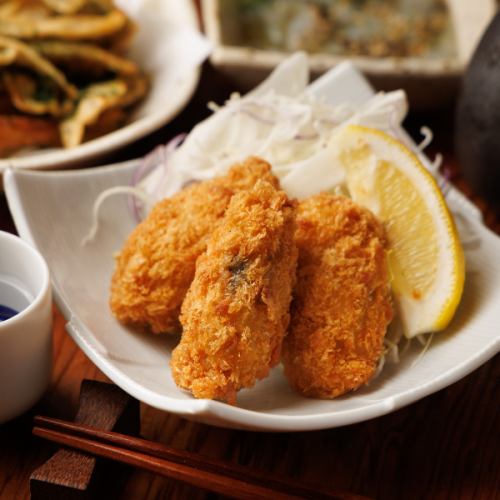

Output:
xmin=30 ymin=380 xmax=140 ymax=500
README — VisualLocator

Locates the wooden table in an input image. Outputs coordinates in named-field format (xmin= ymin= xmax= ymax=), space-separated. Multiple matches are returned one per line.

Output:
xmin=0 ymin=62 xmax=499 ymax=500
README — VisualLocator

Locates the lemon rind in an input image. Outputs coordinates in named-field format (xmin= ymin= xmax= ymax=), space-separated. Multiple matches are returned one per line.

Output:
xmin=342 ymin=125 xmax=465 ymax=337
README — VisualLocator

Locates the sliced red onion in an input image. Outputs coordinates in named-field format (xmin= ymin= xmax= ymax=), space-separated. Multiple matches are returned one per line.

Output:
xmin=128 ymin=133 xmax=186 ymax=222
xmin=437 ymin=170 xmax=451 ymax=199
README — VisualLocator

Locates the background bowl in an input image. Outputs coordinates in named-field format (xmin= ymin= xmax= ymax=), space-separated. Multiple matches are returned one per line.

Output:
xmin=0 ymin=0 xmax=209 ymax=172
xmin=201 ymin=0 xmax=496 ymax=109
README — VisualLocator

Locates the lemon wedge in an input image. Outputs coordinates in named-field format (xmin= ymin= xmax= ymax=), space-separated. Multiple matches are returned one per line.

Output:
xmin=333 ymin=125 xmax=465 ymax=337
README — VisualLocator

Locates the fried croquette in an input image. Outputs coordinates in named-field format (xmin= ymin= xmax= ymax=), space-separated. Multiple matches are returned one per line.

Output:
xmin=109 ymin=157 xmax=279 ymax=334
xmin=282 ymin=194 xmax=393 ymax=399
xmin=170 ymin=180 xmax=298 ymax=404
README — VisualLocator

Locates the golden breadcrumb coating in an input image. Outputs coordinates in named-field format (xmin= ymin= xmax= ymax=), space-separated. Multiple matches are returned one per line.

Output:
xmin=109 ymin=157 xmax=279 ymax=334
xmin=170 ymin=180 xmax=298 ymax=404
xmin=282 ymin=194 xmax=393 ymax=399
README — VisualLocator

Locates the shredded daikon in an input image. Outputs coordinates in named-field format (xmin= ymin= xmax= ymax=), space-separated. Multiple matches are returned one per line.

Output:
xmin=417 ymin=126 xmax=434 ymax=152
xmin=411 ymin=333 xmax=434 ymax=367
xmin=135 ymin=88 xmax=409 ymax=202
xmin=368 ymin=354 xmax=386 ymax=384
xmin=81 ymin=186 xmax=152 ymax=246
xmin=135 ymin=55 xmax=410 ymax=204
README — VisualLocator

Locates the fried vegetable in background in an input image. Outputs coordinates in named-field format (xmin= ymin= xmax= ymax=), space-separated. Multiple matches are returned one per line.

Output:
xmin=171 ymin=179 xmax=297 ymax=404
xmin=84 ymin=106 xmax=125 ymax=141
xmin=41 ymin=0 xmax=87 ymax=14
xmin=0 ymin=89 xmax=16 ymax=113
xmin=117 ymin=73 xmax=148 ymax=108
xmin=0 ymin=0 xmax=50 ymax=20
xmin=60 ymin=75 xmax=147 ymax=147
xmin=0 ymin=114 xmax=59 ymax=153
xmin=110 ymin=158 xmax=280 ymax=334
xmin=0 ymin=9 xmax=127 ymax=41
xmin=82 ymin=0 xmax=115 ymax=13
xmin=3 ymin=71 xmax=72 ymax=116
xmin=32 ymin=40 xmax=139 ymax=77
xmin=0 ymin=0 xmax=113 ymax=18
xmin=0 ymin=36 xmax=77 ymax=98
xmin=282 ymin=194 xmax=393 ymax=399
xmin=59 ymin=79 xmax=126 ymax=147
xmin=0 ymin=45 xmax=16 ymax=65
xmin=106 ymin=18 xmax=136 ymax=54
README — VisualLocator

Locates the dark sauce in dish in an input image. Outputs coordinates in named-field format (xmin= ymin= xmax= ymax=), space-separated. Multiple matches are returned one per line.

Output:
xmin=0 ymin=304 xmax=19 ymax=322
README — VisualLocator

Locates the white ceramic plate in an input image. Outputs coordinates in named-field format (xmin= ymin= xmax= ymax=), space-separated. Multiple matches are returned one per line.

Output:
xmin=0 ymin=0 xmax=208 ymax=172
xmin=5 ymin=65 xmax=500 ymax=431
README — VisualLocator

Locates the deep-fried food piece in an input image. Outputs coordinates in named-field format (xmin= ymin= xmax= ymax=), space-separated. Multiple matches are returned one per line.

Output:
xmin=0 ymin=35 xmax=78 ymax=98
xmin=170 ymin=180 xmax=297 ymax=404
xmin=84 ymin=107 xmax=126 ymax=141
xmin=60 ymin=79 xmax=127 ymax=148
xmin=0 ymin=114 xmax=60 ymax=153
xmin=32 ymin=40 xmax=139 ymax=77
xmin=3 ymin=71 xmax=73 ymax=117
xmin=282 ymin=194 xmax=393 ymax=399
xmin=60 ymin=74 xmax=148 ymax=148
xmin=42 ymin=0 xmax=87 ymax=15
xmin=110 ymin=157 xmax=280 ymax=334
xmin=0 ymin=9 xmax=127 ymax=41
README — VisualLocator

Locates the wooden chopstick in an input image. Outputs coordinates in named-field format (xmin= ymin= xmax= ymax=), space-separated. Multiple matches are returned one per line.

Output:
xmin=33 ymin=415 xmax=366 ymax=500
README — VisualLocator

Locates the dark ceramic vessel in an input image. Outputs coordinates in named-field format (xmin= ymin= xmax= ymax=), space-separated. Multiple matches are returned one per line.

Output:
xmin=455 ymin=11 xmax=500 ymax=203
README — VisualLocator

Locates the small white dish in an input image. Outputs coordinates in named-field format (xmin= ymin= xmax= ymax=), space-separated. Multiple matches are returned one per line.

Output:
xmin=202 ymin=0 xmax=496 ymax=108
xmin=0 ymin=231 xmax=52 ymax=424
xmin=0 ymin=0 xmax=209 ymax=172
xmin=4 ymin=64 xmax=500 ymax=432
